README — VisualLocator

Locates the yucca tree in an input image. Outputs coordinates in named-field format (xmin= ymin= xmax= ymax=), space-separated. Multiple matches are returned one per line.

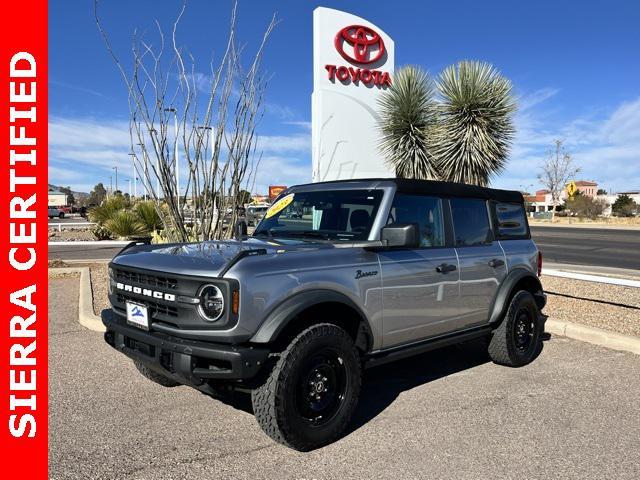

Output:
xmin=433 ymin=61 xmax=516 ymax=186
xmin=104 ymin=210 xmax=147 ymax=239
xmin=134 ymin=201 xmax=163 ymax=233
xmin=378 ymin=65 xmax=440 ymax=179
xmin=87 ymin=195 xmax=129 ymax=224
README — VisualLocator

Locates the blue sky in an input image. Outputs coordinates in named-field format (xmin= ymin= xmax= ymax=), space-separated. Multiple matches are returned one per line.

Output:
xmin=50 ymin=0 xmax=640 ymax=194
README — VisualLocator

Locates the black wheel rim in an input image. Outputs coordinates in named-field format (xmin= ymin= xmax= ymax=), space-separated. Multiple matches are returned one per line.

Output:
xmin=513 ymin=308 xmax=535 ymax=353
xmin=295 ymin=349 xmax=348 ymax=427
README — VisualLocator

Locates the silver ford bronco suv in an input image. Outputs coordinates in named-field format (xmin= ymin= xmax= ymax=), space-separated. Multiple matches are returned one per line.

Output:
xmin=103 ymin=178 xmax=546 ymax=451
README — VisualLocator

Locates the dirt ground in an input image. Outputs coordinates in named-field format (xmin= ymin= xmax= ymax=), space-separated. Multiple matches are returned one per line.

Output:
xmin=542 ymin=275 xmax=640 ymax=337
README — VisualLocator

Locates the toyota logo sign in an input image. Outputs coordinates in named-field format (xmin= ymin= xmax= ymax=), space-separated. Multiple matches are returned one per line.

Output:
xmin=334 ymin=25 xmax=385 ymax=65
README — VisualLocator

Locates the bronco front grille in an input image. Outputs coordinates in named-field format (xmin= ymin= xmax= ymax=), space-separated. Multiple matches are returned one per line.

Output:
xmin=114 ymin=269 xmax=178 ymax=290
xmin=117 ymin=293 xmax=179 ymax=317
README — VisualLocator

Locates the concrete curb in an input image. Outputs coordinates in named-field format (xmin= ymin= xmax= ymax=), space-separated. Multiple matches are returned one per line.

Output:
xmin=48 ymin=267 xmax=106 ymax=333
xmin=546 ymin=318 xmax=640 ymax=355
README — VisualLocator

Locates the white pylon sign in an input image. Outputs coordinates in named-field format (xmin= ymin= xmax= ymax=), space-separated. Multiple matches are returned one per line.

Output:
xmin=312 ymin=7 xmax=395 ymax=182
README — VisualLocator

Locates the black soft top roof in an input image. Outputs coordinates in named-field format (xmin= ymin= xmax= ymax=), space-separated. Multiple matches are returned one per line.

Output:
xmin=293 ymin=178 xmax=524 ymax=204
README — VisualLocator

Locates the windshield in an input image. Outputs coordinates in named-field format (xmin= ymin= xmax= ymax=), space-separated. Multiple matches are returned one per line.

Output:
xmin=254 ymin=189 xmax=384 ymax=241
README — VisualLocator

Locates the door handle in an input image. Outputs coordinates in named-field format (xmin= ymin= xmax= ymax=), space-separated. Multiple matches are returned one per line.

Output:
xmin=436 ymin=263 xmax=457 ymax=273
xmin=488 ymin=259 xmax=505 ymax=268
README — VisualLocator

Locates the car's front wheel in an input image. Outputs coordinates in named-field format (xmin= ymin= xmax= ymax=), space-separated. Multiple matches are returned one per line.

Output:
xmin=251 ymin=323 xmax=361 ymax=451
xmin=488 ymin=290 xmax=543 ymax=367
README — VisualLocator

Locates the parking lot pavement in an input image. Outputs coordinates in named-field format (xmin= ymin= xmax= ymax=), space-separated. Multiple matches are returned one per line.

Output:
xmin=49 ymin=277 xmax=640 ymax=480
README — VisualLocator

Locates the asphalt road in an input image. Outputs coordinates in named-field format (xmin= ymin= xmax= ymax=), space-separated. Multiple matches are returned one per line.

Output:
xmin=49 ymin=277 xmax=640 ymax=480
xmin=530 ymin=226 xmax=640 ymax=270
xmin=48 ymin=243 xmax=124 ymax=262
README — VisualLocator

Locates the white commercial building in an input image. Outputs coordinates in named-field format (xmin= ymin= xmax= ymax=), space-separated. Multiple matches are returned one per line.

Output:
xmin=48 ymin=190 xmax=68 ymax=207
xmin=312 ymin=7 xmax=395 ymax=182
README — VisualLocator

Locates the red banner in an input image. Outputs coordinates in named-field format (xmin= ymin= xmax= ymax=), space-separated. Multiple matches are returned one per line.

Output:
xmin=0 ymin=0 xmax=48 ymax=477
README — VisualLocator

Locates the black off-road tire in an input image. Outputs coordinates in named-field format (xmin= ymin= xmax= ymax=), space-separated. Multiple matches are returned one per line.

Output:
xmin=251 ymin=323 xmax=362 ymax=451
xmin=488 ymin=290 xmax=543 ymax=367
xmin=133 ymin=360 xmax=180 ymax=387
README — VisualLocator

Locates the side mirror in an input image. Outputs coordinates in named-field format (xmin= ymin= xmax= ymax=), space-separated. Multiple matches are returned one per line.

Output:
xmin=380 ymin=223 xmax=420 ymax=248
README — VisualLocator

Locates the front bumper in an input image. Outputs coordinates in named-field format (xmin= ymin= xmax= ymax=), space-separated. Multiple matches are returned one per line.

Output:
xmin=102 ymin=309 xmax=269 ymax=385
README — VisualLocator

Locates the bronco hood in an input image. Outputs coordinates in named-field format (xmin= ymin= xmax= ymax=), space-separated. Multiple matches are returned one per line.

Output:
xmin=110 ymin=237 xmax=331 ymax=277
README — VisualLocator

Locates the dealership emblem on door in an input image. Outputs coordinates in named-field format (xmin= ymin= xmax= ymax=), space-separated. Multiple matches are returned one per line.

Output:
xmin=334 ymin=25 xmax=385 ymax=64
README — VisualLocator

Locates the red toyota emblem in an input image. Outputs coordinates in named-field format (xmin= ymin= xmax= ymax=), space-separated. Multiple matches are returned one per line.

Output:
xmin=334 ymin=25 xmax=385 ymax=65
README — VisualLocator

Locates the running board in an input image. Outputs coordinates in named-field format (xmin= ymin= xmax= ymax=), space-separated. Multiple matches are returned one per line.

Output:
xmin=365 ymin=326 xmax=492 ymax=368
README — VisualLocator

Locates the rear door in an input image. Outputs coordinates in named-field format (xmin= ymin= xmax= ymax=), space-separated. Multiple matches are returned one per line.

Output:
xmin=379 ymin=193 xmax=461 ymax=348
xmin=450 ymin=198 xmax=507 ymax=327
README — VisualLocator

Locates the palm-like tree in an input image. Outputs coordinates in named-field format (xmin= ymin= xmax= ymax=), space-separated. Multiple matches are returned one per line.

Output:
xmin=433 ymin=61 xmax=516 ymax=186
xmin=378 ymin=65 xmax=440 ymax=179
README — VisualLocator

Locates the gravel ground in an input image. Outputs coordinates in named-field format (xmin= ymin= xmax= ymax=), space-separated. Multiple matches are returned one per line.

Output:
xmin=49 ymin=228 xmax=97 ymax=241
xmin=542 ymin=275 xmax=640 ymax=337
xmin=90 ymin=263 xmax=110 ymax=315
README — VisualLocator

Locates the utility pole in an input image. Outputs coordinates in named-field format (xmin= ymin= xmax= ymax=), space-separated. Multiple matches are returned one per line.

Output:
xmin=164 ymin=108 xmax=179 ymax=210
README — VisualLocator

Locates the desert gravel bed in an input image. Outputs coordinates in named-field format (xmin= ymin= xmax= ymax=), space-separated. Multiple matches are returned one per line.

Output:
xmin=89 ymin=263 xmax=110 ymax=316
xmin=542 ymin=275 xmax=640 ymax=337
xmin=48 ymin=228 xmax=97 ymax=241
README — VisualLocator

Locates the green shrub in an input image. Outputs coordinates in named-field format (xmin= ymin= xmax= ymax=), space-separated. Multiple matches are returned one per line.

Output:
xmin=134 ymin=201 xmax=163 ymax=232
xmin=104 ymin=210 xmax=147 ymax=239
xmin=91 ymin=224 xmax=112 ymax=240
xmin=88 ymin=196 xmax=129 ymax=224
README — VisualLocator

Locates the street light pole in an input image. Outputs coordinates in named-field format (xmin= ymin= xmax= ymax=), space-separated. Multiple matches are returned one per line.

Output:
xmin=127 ymin=179 xmax=132 ymax=197
xmin=128 ymin=152 xmax=137 ymax=198
xmin=113 ymin=166 xmax=118 ymax=194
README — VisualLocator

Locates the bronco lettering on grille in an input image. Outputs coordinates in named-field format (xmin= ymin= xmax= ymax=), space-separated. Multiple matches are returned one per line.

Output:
xmin=115 ymin=282 xmax=176 ymax=302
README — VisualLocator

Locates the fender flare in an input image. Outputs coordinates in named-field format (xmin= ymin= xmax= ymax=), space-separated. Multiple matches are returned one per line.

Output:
xmin=488 ymin=268 xmax=543 ymax=325
xmin=250 ymin=289 xmax=373 ymax=346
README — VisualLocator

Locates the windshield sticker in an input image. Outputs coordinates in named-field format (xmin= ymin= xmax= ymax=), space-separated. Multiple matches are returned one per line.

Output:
xmin=265 ymin=193 xmax=294 ymax=219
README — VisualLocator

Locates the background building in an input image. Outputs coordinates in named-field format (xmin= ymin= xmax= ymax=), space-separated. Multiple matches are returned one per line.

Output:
xmin=48 ymin=189 xmax=68 ymax=207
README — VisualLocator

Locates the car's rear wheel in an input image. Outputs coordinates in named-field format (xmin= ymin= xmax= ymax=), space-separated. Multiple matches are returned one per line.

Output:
xmin=133 ymin=360 xmax=180 ymax=387
xmin=251 ymin=323 xmax=361 ymax=451
xmin=488 ymin=290 xmax=543 ymax=367
xmin=58 ymin=212 xmax=65 ymax=219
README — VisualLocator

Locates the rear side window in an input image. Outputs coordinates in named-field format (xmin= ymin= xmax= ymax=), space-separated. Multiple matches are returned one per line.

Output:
xmin=387 ymin=194 xmax=445 ymax=247
xmin=495 ymin=203 xmax=528 ymax=238
xmin=450 ymin=198 xmax=492 ymax=246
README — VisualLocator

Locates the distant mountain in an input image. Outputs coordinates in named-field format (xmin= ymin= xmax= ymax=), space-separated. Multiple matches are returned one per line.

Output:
xmin=48 ymin=184 xmax=89 ymax=203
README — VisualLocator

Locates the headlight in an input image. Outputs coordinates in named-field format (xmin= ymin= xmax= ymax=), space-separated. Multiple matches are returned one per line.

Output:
xmin=198 ymin=284 xmax=224 ymax=321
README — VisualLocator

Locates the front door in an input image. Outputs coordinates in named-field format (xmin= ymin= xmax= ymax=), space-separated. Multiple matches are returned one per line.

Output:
xmin=379 ymin=194 xmax=461 ymax=348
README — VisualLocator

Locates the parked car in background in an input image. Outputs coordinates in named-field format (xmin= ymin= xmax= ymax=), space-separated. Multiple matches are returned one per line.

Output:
xmin=246 ymin=205 xmax=269 ymax=225
xmin=48 ymin=207 xmax=65 ymax=219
